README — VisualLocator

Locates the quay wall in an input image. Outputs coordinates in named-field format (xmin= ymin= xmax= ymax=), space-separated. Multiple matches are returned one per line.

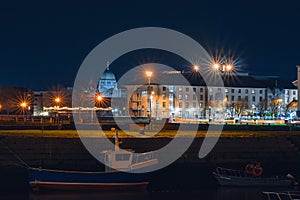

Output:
xmin=1 ymin=135 xmax=300 ymax=192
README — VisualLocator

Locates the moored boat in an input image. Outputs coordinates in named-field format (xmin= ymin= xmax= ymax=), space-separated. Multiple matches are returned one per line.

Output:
xmin=28 ymin=130 xmax=158 ymax=191
xmin=213 ymin=167 xmax=296 ymax=187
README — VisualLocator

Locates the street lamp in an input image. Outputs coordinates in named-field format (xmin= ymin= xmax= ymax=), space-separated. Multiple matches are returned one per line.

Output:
xmin=95 ymin=94 xmax=103 ymax=107
xmin=145 ymin=71 xmax=153 ymax=130
xmin=145 ymin=71 xmax=152 ymax=85
xmin=20 ymin=101 xmax=27 ymax=116
xmin=193 ymin=65 xmax=199 ymax=72
xmin=55 ymin=97 xmax=60 ymax=104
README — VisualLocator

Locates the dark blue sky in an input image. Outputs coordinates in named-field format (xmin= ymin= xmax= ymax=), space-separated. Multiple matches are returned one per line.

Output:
xmin=1 ymin=1 xmax=300 ymax=90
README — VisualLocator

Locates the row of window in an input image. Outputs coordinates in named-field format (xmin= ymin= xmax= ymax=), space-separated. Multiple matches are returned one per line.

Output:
xmin=178 ymin=94 xmax=204 ymax=101
xmin=225 ymin=88 xmax=264 ymax=94
xmin=177 ymin=87 xmax=204 ymax=93
xmin=178 ymin=102 xmax=203 ymax=109
xmin=228 ymin=95 xmax=263 ymax=102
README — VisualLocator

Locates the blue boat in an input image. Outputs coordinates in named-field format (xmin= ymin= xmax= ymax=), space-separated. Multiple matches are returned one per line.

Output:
xmin=28 ymin=130 xmax=158 ymax=191
xmin=29 ymin=168 xmax=150 ymax=191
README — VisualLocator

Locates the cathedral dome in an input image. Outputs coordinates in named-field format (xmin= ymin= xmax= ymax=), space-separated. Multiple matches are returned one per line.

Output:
xmin=101 ymin=68 xmax=116 ymax=81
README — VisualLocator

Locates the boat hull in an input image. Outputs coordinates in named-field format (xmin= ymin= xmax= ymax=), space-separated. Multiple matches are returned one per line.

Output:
xmin=213 ymin=173 xmax=292 ymax=187
xmin=29 ymin=168 xmax=149 ymax=191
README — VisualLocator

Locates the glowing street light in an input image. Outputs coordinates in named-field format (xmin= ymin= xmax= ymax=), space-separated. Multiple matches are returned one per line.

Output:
xmin=145 ymin=71 xmax=153 ymax=86
xmin=225 ymin=65 xmax=233 ymax=72
xmin=145 ymin=70 xmax=153 ymax=130
xmin=20 ymin=102 xmax=27 ymax=108
xmin=96 ymin=95 xmax=102 ymax=102
xmin=55 ymin=97 xmax=60 ymax=104
xmin=213 ymin=63 xmax=220 ymax=70
xmin=193 ymin=65 xmax=199 ymax=72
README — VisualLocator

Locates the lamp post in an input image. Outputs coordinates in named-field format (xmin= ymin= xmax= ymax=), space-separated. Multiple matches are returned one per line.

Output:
xmin=145 ymin=71 xmax=153 ymax=130
xmin=54 ymin=97 xmax=61 ymax=124
xmin=95 ymin=94 xmax=103 ymax=123
xmin=20 ymin=102 xmax=27 ymax=116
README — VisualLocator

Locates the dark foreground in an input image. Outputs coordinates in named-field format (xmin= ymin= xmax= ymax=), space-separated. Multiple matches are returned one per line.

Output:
xmin=1 ymin=131 xmax=300 ymax=199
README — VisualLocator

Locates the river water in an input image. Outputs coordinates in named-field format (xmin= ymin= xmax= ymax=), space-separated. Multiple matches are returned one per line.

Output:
xmin=1 ymin=187 xmax=299 ymax=200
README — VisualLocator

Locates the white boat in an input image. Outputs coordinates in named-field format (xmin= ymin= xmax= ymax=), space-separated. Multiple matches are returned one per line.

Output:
xmin=29 ymin=129 xmax=158 ymax=191
xmin=213 ymin=167 xmax=296 ymax=187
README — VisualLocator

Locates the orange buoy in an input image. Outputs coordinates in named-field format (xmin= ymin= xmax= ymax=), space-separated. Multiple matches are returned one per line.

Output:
xmin=245 ymin=163 xmax=255 ymax=174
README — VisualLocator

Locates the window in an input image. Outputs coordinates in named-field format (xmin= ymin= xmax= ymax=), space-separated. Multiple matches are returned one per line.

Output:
xmin=162 ymin=94 xmax=166 ymax=99
xmin=141 ymin=91 xmax=147 ymax=97
xmin=185 ymin=102 xmax=189 ymax=108
xmin=231 ymin=89 xmax=234 ymax=93
xmin=185 ymin=94 xmax=189 ymax=100
xmin=238 ymin=89 xmax=241 ymax=93
xmin=179 ymin=102 xmax=182 ymax=108
xmin=178 ymin=87 xmax=182 ymax=92
xmin=193 ymin=102 xmax=196 ymax=108
xmin=163 ymin=102 xmax=166 ymax=108
xmin=225 ymin=88 xmax=228 ymax=93
xmin=293 ymin=91 xmax=296 ymax=95
xmin=252 ymin=96 xmax=256 ymax=102
xmin=259 ymin=90 xmax=263 ymax=94
xmin=185 ymin=111 xmax=189 ymax=118
xmin=116 ymin=153 xmax=131 ymax=161
xmin=238 ymin=96 xmax=241 ymax=101
xmin=169 ymin=86 xmax=174 ymax=92
xmin=200 ymin=95 xmax=204 ymax=101
xmin=251 ymin=90 xmax=255 ymax=94
xmin=193 ymin=94 xmax=196 ymax=100
xmin=199 ymin=103 xmax=203 ymax=108
xmin=186 ymin=87 xmax=189 ymax=92
xmin=193 ymin=87 xmax=196 ymax=92
xmin=200 ymin=88 xmax=204 ymax=92
xmin=259 ymin=96 xmax=263 ymax=101
xmin=245 ymin=89 xmax=248 ymax=94
xmin=178 ymin=94 xmax=182 ymax=99
xmin=162 ymin=87 xmax=167 ymax=91
xmin=231 ymin=96 xmax=234 ymax=101
xmin=218 ymin=88 xmax=221 ymax=92
xmin=245 ymin=96 xmax=248 ymax=101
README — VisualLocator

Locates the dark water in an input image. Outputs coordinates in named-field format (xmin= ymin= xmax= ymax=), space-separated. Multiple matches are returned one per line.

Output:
xmin=1 ymin=187 xmax=299 ymax=200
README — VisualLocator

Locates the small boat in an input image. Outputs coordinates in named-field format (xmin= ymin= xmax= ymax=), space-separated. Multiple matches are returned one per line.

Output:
xmin=28 ymin=130 xmax=158 ymax=191
xmin=213 ymin=167 xmax=296 ymax=187
xmin=263 ymin=191 xmax=300 ymax=200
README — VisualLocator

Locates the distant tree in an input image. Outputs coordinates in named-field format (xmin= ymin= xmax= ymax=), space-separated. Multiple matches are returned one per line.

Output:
xmin=232 ymin=99 xmax=248 ymax=117
xmin=269 ymin=98 xmax=283 ymax=116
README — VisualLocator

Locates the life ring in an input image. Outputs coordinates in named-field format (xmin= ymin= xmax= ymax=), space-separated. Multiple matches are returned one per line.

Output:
xmin=245 ymin=163 xmax=254 ymax=174
xmin=253 ymin=164 xmax=263 ymax=177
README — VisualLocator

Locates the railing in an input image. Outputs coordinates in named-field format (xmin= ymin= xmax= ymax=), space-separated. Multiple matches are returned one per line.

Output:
xmin=215 ymin=167 xmax=253 ymax=178
xmin=263 ymin=191 xmax=300 ymax=200
xmin=132 ymin=151 xmax=158 ymax=164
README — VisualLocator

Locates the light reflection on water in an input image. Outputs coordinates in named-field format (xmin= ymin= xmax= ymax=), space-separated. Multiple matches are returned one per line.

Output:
xmin=0 ymin=188 xmax=281 ymax=200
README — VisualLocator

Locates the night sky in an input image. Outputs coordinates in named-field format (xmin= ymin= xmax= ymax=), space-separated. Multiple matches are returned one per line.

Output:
xmin=1 ymin=1 xmax=300 ymax=90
